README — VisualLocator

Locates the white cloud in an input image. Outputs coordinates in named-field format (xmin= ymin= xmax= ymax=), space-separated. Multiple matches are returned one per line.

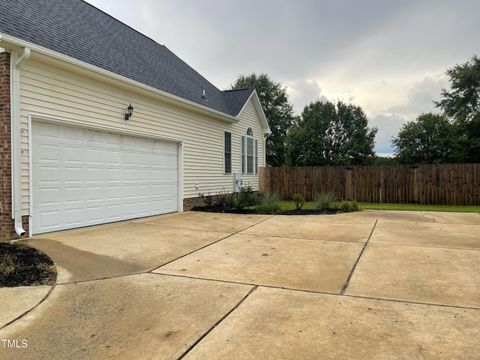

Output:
xmin=286 ymin=79 xmax=328 ymax=113
xmin=370 ymin=113 xmax=408 ymax=154
xmin=370 ymin=75 xmax=448 ymax=152
xmin=387 ymin=76 xmax=448 ymax=118
xmin=84 ymin=0 xmax=479 ymax=153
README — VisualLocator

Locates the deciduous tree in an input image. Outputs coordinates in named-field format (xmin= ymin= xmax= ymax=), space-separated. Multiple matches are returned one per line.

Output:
xmin=392 ymin=113 xmax=462 ymax=164
xmin=436 ymin=55 xmax=480 ymax=162
xmin=231 ymin=74 xmax=294 ymax=166
xmin=287 ymin=101 xmax=377 ymax=166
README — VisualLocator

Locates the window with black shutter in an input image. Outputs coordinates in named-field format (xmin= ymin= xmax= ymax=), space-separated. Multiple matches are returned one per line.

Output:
xmin=224 ymin=131 xmax=232 ymax=173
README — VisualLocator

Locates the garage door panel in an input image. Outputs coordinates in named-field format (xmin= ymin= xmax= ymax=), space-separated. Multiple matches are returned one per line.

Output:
xmin=64 ymin=209 xmax=84 ymax=226
xmin=102 ymin=132 xmax=122 ymax=149
xmin=104 ymin=186 xmax=122 ymax=198
xmin=153 ymin=141 xmax=177 ymax=154
xmin=63 ymin=144 xmax=83 ymax=159
xmin=137 ymin=169 xmax=151 ymax=181
xmin=34 ymin=165 xmax=61 ymax=182
xmin=36 ymin=210 xmax=62 ymax=229
xmin=34 ymin=187 xmax=62 ymax=205
xmin=32 ymin=122 xmax=178 ymax=234
xmin=35 ymin=143 xmax=61 ymax=162
xmin=85 ymin=187 xmax=103 ymax=200
xmin=156 ymin=155 xmax=177 ymax=167
xmin=63 ymin=187 xmax=83 ymax=201
xmin=105 ymin=174 xmax=122 ymax=185
xmin=34 ymin=121 xmax=60 ymax=138
xmin=154 ymin=170 xmax=177 ymax=180
xmin=104 ymin=150 xmax=123 ymax=164
xmin=62 ymin=126 xmax=83 ymax=143
xmin=86 ymin=129 xmax=104 ymax=146
xmin=63 ymin=165 xmax=83 ymax=179
xmin=137 ymin=154 xmax=153 ymax=166
xmin=123 ymin=152 xmax=144 ymax=165
xmin=85 ymin=167 xmax=103 ymax=181
xmin=153 ymin=200 xmax=176 ymax=213
xmin=86 ymin=148 xmax=104 ymax=165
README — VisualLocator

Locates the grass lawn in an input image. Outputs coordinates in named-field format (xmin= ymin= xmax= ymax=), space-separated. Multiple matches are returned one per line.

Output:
xmin=279 ymin=201 xmax=480 ymax=213
xmin=279 ymin=201 xmax=318 ymax=210
xmin=359 ymin=203 xmax=480 ymax=213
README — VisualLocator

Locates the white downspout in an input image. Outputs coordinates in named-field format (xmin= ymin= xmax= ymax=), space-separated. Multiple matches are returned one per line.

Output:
xmin=11 ymin=47 xmax=30 ymax=236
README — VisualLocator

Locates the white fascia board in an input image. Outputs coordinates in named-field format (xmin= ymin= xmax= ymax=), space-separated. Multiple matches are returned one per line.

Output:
xmin=0 ymin=33 xmax=238 ymax=124
xmin=237 ymin=90 xmax=271 ymax=135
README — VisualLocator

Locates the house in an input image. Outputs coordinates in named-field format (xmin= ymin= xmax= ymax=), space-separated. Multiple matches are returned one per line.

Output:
xmin=0 ymin=0 xmax=270 ymax=240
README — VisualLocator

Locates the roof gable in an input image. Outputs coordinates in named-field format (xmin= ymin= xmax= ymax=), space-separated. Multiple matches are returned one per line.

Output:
xmin=236 ymin=90 xmax=271 ymax=134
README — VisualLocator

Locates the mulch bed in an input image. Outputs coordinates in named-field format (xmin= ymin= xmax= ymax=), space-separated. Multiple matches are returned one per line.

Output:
xmin=192 ymin=206 xmax=340 ymax=216
xmin=0 ymin=242 xmax=57 ymax=287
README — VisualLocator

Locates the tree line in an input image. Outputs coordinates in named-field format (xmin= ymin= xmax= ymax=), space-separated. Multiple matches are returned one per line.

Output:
xmin=231 ymin=55 xmax=480 ymax=166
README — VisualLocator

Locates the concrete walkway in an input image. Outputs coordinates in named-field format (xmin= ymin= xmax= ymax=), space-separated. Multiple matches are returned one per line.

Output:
xmin=0 ymin=210 xmax=479 ymax=359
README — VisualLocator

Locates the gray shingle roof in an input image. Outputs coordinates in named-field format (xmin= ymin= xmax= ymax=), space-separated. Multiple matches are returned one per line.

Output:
xmin=0 ymin=0 xmax=254 ymax=116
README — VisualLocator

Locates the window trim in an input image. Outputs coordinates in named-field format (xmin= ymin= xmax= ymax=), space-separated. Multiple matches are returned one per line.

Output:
xmin=242 ymin=134 xmax=257 ymax=175
xmin=223 ymin=130 xmax=232 ymax=174
xmin=255 ymin=139 xmax=258 ymax=174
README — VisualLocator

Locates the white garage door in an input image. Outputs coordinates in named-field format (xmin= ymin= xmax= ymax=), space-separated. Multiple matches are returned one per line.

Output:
xmin=32 ymin=122 xmax=178 ymax=234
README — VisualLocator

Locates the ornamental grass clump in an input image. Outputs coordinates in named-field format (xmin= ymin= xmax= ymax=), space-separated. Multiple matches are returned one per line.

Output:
xmin=255 ymin=194 xmax=281 ymax=214
xmin=315 ymin=192 xmax=336 ymax=211
xmin=292 ymin=193 xmax=305 ymax=210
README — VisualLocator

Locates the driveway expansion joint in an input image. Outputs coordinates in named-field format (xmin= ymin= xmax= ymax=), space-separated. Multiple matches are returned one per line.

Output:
xmin=136 ymin=221 xmax=231 ymax=234
xmin=148 ymin=215 xmax=275 ymax=273
xmin=234 ymin=232 xmax=366 ymax=244
xmin=153 ymin=272 xmax=340 ymax=297
xmin=369 ymin=241 xmax=480 ymax=252
xmin=154 ymin=272 xmax=480 ymax=311
xmin=340 ymin=219 xmax=378 ymax=295
xmin=343 ymin=293 xmax=480 ymax=311
xmin=57 ymin=271 xmax=149 ymax=286
xmin=0 ymin=284 xmax=56 ymax=331
xmin=177 ymin=285 xmax=258 ymax=359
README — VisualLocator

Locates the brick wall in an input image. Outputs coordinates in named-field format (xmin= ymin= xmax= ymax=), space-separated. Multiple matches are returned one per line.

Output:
xmin=183 ymin=192 xmax=259 ymax=211
xmin=0 ymin=52 xmax=28 ymax=241
xmin=183 ymin=196 xmax=210 ymax=210
xmin=183 ymin=194 xmax=230 ymax=210
xmin=0 ymin=51 xmax=12 ymax=241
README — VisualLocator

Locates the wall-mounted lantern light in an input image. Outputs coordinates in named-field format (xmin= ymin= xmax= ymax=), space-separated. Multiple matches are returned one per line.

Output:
xmin=124 ymin=104 xmax=134 ymax=120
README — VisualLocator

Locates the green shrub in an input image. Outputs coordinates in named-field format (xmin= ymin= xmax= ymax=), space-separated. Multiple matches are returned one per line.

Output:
xmin=330 ymin=202 xmax=340 ymax=211
xmin=234 ymin=185 xmax=256 ymax=210
xmin=351 ymin=200 xmax=359 ymax=211
xmin=339 ymin=200 xmax=359 ymax=212
xmin=292 ymin=193 xmax=305 ymax=210
xmin=215 ymin=190 xmax=235 ymax=209
xmin=315 ymin=192 xmax=336 ymax=210
xmin=255 ymin=194 xmax=281 ymax=214
xmin=199 ymin=193 xmax=213 ymax=207
xmin=251 ymin=190 xmax=264 ymax=206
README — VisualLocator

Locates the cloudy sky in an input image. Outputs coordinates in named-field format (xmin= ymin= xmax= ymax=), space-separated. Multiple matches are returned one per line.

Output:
xmin=86 ymin=0 xmax=479 ymax=155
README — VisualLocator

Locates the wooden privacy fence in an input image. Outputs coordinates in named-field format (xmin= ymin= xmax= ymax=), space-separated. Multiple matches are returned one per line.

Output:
xmin=259 ymin=164 xmax=480 ymax=205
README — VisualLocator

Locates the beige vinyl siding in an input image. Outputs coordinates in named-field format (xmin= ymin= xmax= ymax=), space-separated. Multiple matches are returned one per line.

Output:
xmin=18 ymin=59 xmax=265 ymax=215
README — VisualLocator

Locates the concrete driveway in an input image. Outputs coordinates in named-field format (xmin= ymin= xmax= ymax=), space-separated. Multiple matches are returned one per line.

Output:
xmin=0 ymin=210 xmax=479 ymax=359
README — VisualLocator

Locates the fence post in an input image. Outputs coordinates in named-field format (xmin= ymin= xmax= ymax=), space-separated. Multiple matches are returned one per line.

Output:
xmin=411 ymin=165 xmax=419 ymax=203
xmin=345 ymin=167 xmax=353 ymax=200
xmin=379 ymin=166 xmax=385 ymax=203
xmin=259 ymin=167 xmax=265 ymax=193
